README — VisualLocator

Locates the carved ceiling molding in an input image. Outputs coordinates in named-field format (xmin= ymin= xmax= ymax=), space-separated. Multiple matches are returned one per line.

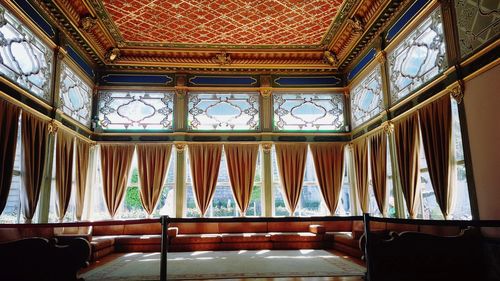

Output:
xmin=31 ymin=0 xmax=104 ymax=66
xmin=340 ymin=0 xmax=413 ymax=69
xmin=27 ymin=0 xmax=412 ymax=73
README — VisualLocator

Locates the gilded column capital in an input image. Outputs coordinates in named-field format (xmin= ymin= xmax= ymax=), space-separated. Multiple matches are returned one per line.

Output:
xmin=345 ymin=143 xmax=353 ymax=151
xmin=448 ymin=82 xmax=464 ymax=104
xmin=261 ymin=142 xmax=273 ymax=153
xmin=48 ymin=120 xmax=58 ymax=134
xmin=56 ymin=46 xmax=67 ymax=61
xmin=174 ymin=142 xmax=187 ymax=152
xmin=382 ymin=121 xmax=394 ymax=135
xmin=376 ymin=50 xmax=387 ymax=64
xmin=174 ymin=87 xmax=188 ymax=98
xmin=260 ymin=88 xmax=272 ymax=98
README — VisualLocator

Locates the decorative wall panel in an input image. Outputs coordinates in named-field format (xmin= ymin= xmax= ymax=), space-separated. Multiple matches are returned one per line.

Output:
xmin=350 ymin=66 xmax=384 ymax=129
xmin=455 ymin=0 xmax=500 ymax=57
xmin=98 ymin=91 xmax=174 ymax=130
xmin=388 ymin=7 xmax=447 ymax=104
xmin=59 ymin=62 xmax=92 ymax=127
xmin=273 ymin=92 xmax=345 ymax=131
xmin=0 ymin=4 xmax=53 ymax=101
xmin=188 ymin=92 xmax=259 ymax=131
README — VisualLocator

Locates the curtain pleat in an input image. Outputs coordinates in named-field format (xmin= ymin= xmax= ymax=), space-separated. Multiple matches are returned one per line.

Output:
xmin=369 ymin=131 xmax=387 ymax=216
xmin=352 ymin=138 xmax=370 ymax=213
xmin=75 ymin=139 xmax=90 ymax=221
xmin=419 ymin=95 xmax=454 ymax=218
xmin=100 ymin=144 xmax=135 ymax=218
xmin=137 ymin=144 xmax=172 ymax=216
xmin=275 ymin=143 xmax=308 ymax=215
xmin=394 ymin=113 xmax=421 ymax=218
xmin=0 ymin=99 xmax=21 ymax=215
xmin=21 ymin=112 xmax=49 ymax=223
xmin=225 ymin=144 xmax=259 ymax=215
xmin=55 ymin=130 xmax=75 ymax=221
xmin=310 ymin=142 xmax=345 ymax=215
xmin=188 ymin=144 xmax=222 ymax=217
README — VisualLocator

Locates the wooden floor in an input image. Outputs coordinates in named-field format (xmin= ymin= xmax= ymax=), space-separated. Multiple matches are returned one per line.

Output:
xmin=81 ymin=250 xmax=365 ymax=281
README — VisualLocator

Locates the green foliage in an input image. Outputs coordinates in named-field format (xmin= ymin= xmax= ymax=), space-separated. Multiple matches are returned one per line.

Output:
xmin=130 ymin=168 xmax=139 ymax=184
xmin=124 ymin=185 xmax=143 ymax=210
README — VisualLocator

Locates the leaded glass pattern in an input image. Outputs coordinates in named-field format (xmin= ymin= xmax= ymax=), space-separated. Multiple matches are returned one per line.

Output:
xmin=188 ymin=92 xmax=259 ymax=131
xmin=0 ymin=5 xmax=53 ymax=100
xmin=98 ymin=90 xmax=174 ymax=130
xmin=455 ymin=0 xmax=500 ymax=57
xmin=350 ymin=66 xmax=384 ymax=129
xmin=388 ymin=8 xmax=447 ymax=104
xmin=273 ymin=92 xmax=345 ymax=131
xmin=59 ymin=62 xmax=92 ymax=127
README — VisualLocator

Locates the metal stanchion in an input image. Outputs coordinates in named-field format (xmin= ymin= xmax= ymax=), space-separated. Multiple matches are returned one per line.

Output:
xmin=160 ymin=215 xmax=169 ymax=281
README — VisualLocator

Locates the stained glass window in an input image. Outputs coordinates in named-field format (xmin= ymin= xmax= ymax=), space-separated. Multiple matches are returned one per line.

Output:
xmin=59 ymin=62 xmax=92 ymax=127
xmin=273 ymin=92 xmax=345 ymax=131
xmin=388 ymin=8 xmax=447 ymax=104
xmin=0 ymin=5 xmax=53 ymax=101
xmin=98 ymin=90 xmax=174 ymax=130
xmin=455 ymin=0 xmax=500 ymax=57
xmin=188 ymin=92 xmax=259 ymax=131
xmin=350 ymin=67 xmax=384 ymax=129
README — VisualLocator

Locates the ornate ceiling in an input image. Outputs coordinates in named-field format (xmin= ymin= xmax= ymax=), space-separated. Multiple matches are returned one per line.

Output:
xmin=99 ymin=0 xmax=342 ymax=47
xmin=33 ymin=0 xmax=412 ymax=73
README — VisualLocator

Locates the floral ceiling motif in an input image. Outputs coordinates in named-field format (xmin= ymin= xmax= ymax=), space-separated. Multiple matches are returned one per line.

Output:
xmin=100 ymin=0 xmax=343 ymax=47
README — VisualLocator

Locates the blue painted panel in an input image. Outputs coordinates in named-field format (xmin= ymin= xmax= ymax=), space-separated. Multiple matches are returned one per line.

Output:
xmin=347 ymin=48 xmax=377 ymax=81
xmin=13 ymin=0 xmax=55 ymax=38
xmin=386 ymin=0 xmax=430 ymax=42
xmin=100 ymin=74 xmax=174 ymax=85
xmin=188 ymin=76 xmax=258 ymax=86
xmin=66 ymin=45 xmax=95 ymax=78
xmin=273 ymin=76 xmax=342 ymax=87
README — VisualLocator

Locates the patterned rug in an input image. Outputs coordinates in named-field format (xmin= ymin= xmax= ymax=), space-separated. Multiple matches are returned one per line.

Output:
xmin=81 ymin=250 xmax=366 ymax=280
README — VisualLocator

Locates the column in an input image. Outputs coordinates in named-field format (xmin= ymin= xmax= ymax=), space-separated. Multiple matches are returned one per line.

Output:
xmin=37 ymin=121 xmax=57 ymax=223
xmin=262 ymin=143 xmax=273 ymax=217
xmin=386 ymin=122 xmax=407 ymax=218
xmin=174 ymin=142 xmax=187 ymax=218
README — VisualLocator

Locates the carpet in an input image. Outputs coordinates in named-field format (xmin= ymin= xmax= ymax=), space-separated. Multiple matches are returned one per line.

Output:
xmin=81 ymin=250 xmax=366 ymax=280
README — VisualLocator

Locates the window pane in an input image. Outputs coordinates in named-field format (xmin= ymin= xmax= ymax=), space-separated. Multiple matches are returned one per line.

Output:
xmin=49 ymin=144 xmax=77 ymax=222
xmin=98 ymin=91 xmax=174 ymax=131
xmin=388 ymin=8 xmax=447 ymax=104
xmin=185 ymin=153 xmax=200 ymax=218
xmin=455 ymin=0 xmax=500 ymax=57
xmin=0 ymin=5 xmax=53 ymax=100
xmin=451 ymin=99 xmax=471 ymax=220
xmin=272 ymin=146 xmax=328 ymax=216
xmin=153 ymin=151 xmax=176 ymax=218
xmin=336 ymin=148 xmax=352 ymax=216
xmin=121 ymin=153 xmax=147 ymax=219
xmin=386 ymin=137 xmax=396 ymax=218
xmin=350 ymin=66 xmax=384 ymax=129
xmin=273 ymin=93 xmax=345 ymax=131
xmin=92 ymin=151 xmax=112 ymax=220
xmin=299 ymin=151 xmax=327 ymax=216
xmin=418 ymin=136 xmax=444 ymax=220
xmin=188 ymin=92 xmax=260 ymax=131
xmin=209 ymin=149 xmax=238 ymax=217
xmin=59 ymin=62 xmax=93 ymax=127
xmin=246 ymin=149 xmax=262 ymax=216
